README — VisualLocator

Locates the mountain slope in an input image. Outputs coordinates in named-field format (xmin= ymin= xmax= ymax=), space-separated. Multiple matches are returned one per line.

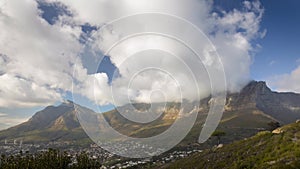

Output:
xmin=0 ymin=81 xmax=300 ymax=145
xmin=165 ymin=121 xmax=300 ymax=169
xmin=0 ymin=101 xmax=89 ymax=143
xmin=225 ymin=81 xmax=300 ymax=124
xmin=171 ymin=81 xmax=300 ymax=146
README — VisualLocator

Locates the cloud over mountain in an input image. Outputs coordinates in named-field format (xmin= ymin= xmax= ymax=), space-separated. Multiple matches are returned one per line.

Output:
xmin=0 ymin=0 xmax=265 ymax=108
xmin=269 ymin=64 xmax=300 ymax=93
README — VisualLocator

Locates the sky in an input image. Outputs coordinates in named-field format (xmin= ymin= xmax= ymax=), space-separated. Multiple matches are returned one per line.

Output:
xmin=0 ymin=0 xmax=299 ymax=130
xmin=252 ymin=1 xmax=300 ymax=83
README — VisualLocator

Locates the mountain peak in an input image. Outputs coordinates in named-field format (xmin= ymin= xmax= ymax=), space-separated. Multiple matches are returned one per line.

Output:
xmin=28 ymin=102 xmax=75 ymax=130
xmin=241 ymin=80 xmax=271 ymax=95
xmin=248 ymin=80 xmax=267 ymax=86
xmin=61 ymin=99 xmax=74 ymax=106
xmin=1 ymin=80 xmax=300 ymax=144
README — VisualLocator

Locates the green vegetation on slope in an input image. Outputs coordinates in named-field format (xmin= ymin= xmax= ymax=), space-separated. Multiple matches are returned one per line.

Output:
xmin=0 ymin=149 xmax=102 ymax=169
xmin=166 ymin=121 xmax=300 ymax=169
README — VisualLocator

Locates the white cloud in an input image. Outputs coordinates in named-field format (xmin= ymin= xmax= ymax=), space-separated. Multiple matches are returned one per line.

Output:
xmin=0 ymin=0 xmax=84 ymax=107
xmin=46 ymin=0 xmax=212 ymax=29
xmin=75 ymin=0 xmax=264 ymax=105
xmin=0 ymin=74 xmax=62 ymax=107
xmin=268 ymin=64 xmax=300 ymax=93
xmin=0 ymin=0 xmax=265 ymax=108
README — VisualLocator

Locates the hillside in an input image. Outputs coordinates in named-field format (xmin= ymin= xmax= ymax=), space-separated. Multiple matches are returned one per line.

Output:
xmin=165 ymin=121 xmax=300 ymax=169
xmin=0 ymin=101 xmax=89 ymax=143
xmin=101 ymin=81 xmax=300 ymax=146
xmin=0 ymin=81 xmax=300 ymax=146
xmin=0 ymin=101 xmax=181 ymax=144
xmin=176 ymin=81 xmax=300 ymax=146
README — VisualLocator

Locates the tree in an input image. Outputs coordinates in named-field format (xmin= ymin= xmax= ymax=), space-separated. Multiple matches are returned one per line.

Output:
xmin=0 ymin=149 xmax=102 ymax=169
xmin=267 ymin=121 xmax=281 ymax=131
xmin=212 ymin=130 xmax=226 ymax=145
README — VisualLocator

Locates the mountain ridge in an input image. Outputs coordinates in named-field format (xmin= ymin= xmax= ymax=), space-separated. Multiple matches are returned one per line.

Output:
xmin=0 ymin=81 xmax=300 ymax=145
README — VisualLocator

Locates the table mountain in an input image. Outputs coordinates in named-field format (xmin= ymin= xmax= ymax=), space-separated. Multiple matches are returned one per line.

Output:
xmin=0 ymin=81 xmax=299 ymax=145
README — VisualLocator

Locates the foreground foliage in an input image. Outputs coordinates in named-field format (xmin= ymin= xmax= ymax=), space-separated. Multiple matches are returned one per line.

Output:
xmin=0 ymin=149 xmax=101 ymax=169
xmin=166 ymin=122 xmax=300 ymax=169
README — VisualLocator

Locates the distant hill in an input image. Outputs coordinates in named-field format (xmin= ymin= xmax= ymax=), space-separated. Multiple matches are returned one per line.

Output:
xmin=0 ymin=101 xmax=90 ymax=144
xmin=0 ymin=81 xmax=300 ymax=146
xmin=164 ymin=121 xmax=300 ymax=169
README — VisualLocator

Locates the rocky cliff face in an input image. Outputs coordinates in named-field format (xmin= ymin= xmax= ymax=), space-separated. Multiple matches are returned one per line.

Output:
xmin=226 ymin=81 xmax=272 ymax=110
xmin=224 ymin=81 xmax=300 ymax=124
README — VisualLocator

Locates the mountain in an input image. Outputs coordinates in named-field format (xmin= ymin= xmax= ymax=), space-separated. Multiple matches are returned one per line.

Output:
xmin=0 ymin=101 xmax=90 ymax=144
xmin=169 ymin=81 xmax=300 ymax=146
xmin=164 ymin=121 xmax=300 ymax=169
xmin=0 ymin=81 xmax=300 ymax=146
xmin=230 ymin=81 xmax=300 ymax=124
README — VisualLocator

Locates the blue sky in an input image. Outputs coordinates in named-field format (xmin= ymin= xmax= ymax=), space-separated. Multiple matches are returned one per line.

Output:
xmin=37 ymin=0 xmax=300 ymax=89
xmin=214 ymin=0 xmax=300 ymax=83
xmin=0 ymin=0 xmax=299 ymax=129
xmin=251 ymin=0 xmax=300 ymax=82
